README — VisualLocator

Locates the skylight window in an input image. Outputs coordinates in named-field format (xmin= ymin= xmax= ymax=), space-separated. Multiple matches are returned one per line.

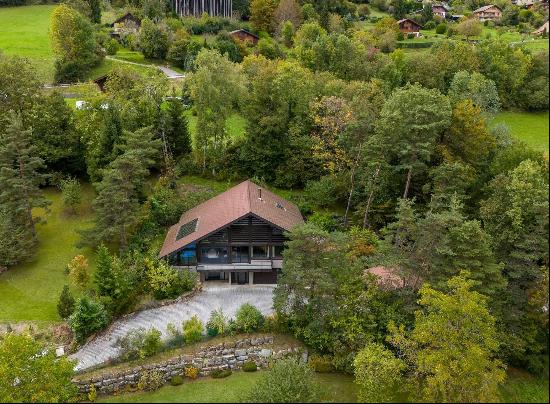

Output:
xmin=275 ymin=202 xmax=286 ymax=210
xmin=176 ymin=218 xmax=198 ymax=241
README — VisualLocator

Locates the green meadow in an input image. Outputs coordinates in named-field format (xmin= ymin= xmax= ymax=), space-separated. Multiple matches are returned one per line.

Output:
xmin=492 ymin=111 xmax=549 ymax=153
xmin=0 ymin=5 xmax=56 ymax=82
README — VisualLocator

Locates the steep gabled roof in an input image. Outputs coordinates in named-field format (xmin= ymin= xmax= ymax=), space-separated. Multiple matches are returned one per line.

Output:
xmin=159 ymin=180 xmax=304 ymax=258
xmin=229 ymin=29 xmax=260 ymax=39
xmin=111 ymin=12 xmax=141 ymax=27
xmin=397 ymin=18 xmax=423 ymax=28
xmin=473 ymin=4 xmax=502 ymax=13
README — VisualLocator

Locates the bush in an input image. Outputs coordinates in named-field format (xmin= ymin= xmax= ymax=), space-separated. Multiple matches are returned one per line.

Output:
xmin=235 ymin=304 xmax=264 ymax=333
xmin=242 ymin=360 xmax=258 ymax=372
xmin=184 ymin=366 xmax=199 ymax=379
xmin=397 ymin=31 xmax=404 ymax=41
xmin=67 ymin=255 xmax=90 ymax=290
xmin=59 ymin=177 xmax=82 ymax=213
xmin=104 ymin=38 xmax=120 ymax=55
xmin=57 ymin=285 xmax=75 ymax=319
xmin=170 ymin=375 xmax=184 ymax=386
xmin=206 ymin=309 xmax=228 ymax=337
xmin=183 ymin=315 xmax=203 ymax=344
xmin=211 ymin=369 xmax=232 ymax=378
xmin=424 ymin=21 xmax=436 ymax=30
xmin=241 ymin=359 xmax=321 ymax=402
xmin=115 ymin=327 xmax=162 ymax=361
xmin=165 ymin=322 xmax=184 ymax=348
xmin=139 ymin=18 xmax=170 ymax=59
xmin=435 ymin=22 xmax=447 ymax=34
xmin=307 ymin=212 xmax=338 ymax=232
xmin=167 ymin=39 xmax=202 ymax=70
xmin=308 ymin=354 xmax=334 ymax=373
xmin=146 ymin=258 xmax=196 ymax=300
xmin=304 ymin=175 xmax=343 ymax=208
xmin=407 ymin=32 xmax=415 ymax=39
xmin=68 ymin=297 xmax=109 ymax=343
xmin=137 ymin=370 xmax=164 ymax=391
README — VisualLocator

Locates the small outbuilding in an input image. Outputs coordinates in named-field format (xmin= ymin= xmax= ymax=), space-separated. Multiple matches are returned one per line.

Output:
xmin=110 ymin=12 xmax=142 ymax=37
xmin=229 ymin=29 xmax=260 ymax=45
xmin=398 ymin=18 xmax=423 ymax=35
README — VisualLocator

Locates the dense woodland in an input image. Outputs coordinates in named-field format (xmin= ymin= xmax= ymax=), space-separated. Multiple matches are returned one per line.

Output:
xmin=0 ymin=0 xmax=549 ymax=402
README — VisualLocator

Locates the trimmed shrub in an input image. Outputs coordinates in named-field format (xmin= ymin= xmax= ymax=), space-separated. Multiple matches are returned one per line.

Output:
xmin=183 ymin=315 xmax=203 ymax=344
xmin=235 ymin=303 xmax=264 ymax=333
xmin=184 ymin=366 xmax=199 ymax=379
xmin=57 ymin=285 xmax=75 ymax=319
xmin=206 ymin=309 xmax=228 ymax=337
xmin=397 ymin=31 xmax=404 ymax=41
xmin=435 ymin=23 xmax=447 ymax=34
xmin=165 ymin=322 xmax=184 ymax=348
xmin=309 ymin=354 xmax=334 ymax=373
xmin=242 ymin=360 xmax=258 ymax=372
xmin=424 ymin=21 xmax=436 ymax=30
xmin=407 ymin=32 xmax=415 ymax=39
xmin=170 ymin=375 xmax=184 ymax=386
xmin=68 ymin=297 xmax=109 ymax=343
xmin=137 ymin=370 xmax=164 ymax=391
xmin=115 ymin=327 xmax=162 ymax=361
xmin=211 ymin=369 xmax=232 ymax=378
xmin=104 ymin=38 xmax=120 ymax=55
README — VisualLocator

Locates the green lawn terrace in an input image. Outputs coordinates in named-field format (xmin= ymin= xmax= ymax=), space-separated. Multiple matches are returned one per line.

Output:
xmin=491 ymin=111 xmax=550 ymax=154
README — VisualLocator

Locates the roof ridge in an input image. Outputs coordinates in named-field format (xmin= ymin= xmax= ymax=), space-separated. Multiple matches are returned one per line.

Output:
xmin=246 ymin=179 xmax=253 ymax=213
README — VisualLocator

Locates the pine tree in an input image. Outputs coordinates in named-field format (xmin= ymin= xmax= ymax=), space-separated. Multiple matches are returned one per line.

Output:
xmin=93 ymin=244 xmax=116 ymax=297
xmin=160 ymin=98 xmax=191 ymax=161
xmin=0 ymin=112 xmax=49 ymax=265
xmin=79 ymin=126 xmax=160 ymax=249
xmin=57 ymin=285 xmax=75 ymax=319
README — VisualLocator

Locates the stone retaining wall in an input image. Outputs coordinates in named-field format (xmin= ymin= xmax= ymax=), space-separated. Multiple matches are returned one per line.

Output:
xmin=73 ymin=336 xmax=305 ymax=395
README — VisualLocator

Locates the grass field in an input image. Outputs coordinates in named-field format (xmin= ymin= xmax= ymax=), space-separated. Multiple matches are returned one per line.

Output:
xmin=0 ymin=5 xmax=56 ymax=82
xmin=491 ymin=111 xmax=549 ymax=153
xmin=0 ymin=186 xmax=96 ymax=323
xmin=184 ymin=111 xmax=247 ymax=144
xmin=99 ymin=371 xmax=358 ymax=403
xmin=98 ymin=366 xmax=547 ymax=403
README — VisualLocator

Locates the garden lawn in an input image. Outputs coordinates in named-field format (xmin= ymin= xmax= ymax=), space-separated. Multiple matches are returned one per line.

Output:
xmin=0 ymin=5 xmax=56 ymax=82
xmin=0 ymin=186 xmax=96 ymax=323
xmin=499 ymin=368 xmax=549 ymax=403
xmin=491 ymin=111 xmax=549 ymax=153
xmin=99 ymin=371 xmax=358 ymax=403
xmin=184 ymin=111 xmax=247 ymax=144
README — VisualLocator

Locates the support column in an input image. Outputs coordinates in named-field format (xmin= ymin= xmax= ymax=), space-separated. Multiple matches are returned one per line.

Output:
xmin=249 ymin=271 xmax=254 ymax=285
xmin=228 ymin=271 xmax=232 ymax=285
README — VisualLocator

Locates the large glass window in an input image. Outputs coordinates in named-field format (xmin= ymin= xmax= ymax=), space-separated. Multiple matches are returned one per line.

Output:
xmin=178 ymin=245 xmax=197 ymax=265
xmin=231 ymin=246 xmax=249 ymax=263
xmin=200 ymin=246 xmax=229 ymax=264
xmin=272 ymin=245 xmax=285 ymax=259
xmin=252 ymin=245 xmax=269 ymax=259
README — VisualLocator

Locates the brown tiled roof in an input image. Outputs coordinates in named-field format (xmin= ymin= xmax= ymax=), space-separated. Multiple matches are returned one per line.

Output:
xmin=397 ymin=18 xmax=423 ymax=28
xmin=364 ymin=266 xmax=405 ymax=289
xmin=159 ymin=180 xmax=304 ymax=258
xmin=473 ymin=4 xmax=501 ymax=13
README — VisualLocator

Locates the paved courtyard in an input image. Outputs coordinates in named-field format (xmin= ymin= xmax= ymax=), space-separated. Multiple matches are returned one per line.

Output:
xmin=69 ymin=284 xmax=275 ymax=371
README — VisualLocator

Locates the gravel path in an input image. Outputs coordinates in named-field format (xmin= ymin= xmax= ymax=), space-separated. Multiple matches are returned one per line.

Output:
xmin=69 ymin=284 xmax=274 ymax=371
xmin=105 ymin=56 xmax=185 ymax=79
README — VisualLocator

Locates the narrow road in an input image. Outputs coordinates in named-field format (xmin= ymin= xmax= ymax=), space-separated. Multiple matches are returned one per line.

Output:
xmin=69 ymin=284 xmax=274 ymax=372
xmin=106 ymin=56 xmax=185 ymax=79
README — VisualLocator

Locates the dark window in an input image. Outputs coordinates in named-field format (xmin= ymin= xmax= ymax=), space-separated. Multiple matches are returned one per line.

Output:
xmin=178 ymin=244 xmax=197 ymax=265
xmin=273 ymin=245 xmax=285 ymax=258
xmin=252 ymin=245 xmax=269 ymax=258
xmin=231 ymin=246 xmax=249 ymax=263
xmin=176 ymin=218 xmax=198 ymax=241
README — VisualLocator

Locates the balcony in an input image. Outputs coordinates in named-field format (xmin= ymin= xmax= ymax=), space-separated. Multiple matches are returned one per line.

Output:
xmin=197 ymin=259 xmax=275 ymax=272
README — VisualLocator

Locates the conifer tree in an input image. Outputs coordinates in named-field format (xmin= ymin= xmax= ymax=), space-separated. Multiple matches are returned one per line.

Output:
xmin=57 ymin=285 xmax=75 ymax=319
xmin=93 ymin=244 xmax=116 ymax=297
xmin=0 ymin=112 xmax=49 ymax=266
xmin=79 ymin=126 xmax=160 ymax=249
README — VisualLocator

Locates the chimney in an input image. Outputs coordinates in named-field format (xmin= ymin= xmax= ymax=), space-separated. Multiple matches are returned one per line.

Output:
xmin=258 ymin=188 xmax=262 ymax=200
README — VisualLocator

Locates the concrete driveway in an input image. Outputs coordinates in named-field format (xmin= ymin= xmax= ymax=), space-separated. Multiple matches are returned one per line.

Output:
xmin=69 ymin=284 xmax=274 ymax=371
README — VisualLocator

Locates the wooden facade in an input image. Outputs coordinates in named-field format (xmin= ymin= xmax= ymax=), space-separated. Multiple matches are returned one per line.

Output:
xmin=473 ymin=5 xmax=502 ymax=21
xmin=398 ymin=19 xmax=423 ymax=34
xmin=229 ymin=29 xmax=259 ymax=44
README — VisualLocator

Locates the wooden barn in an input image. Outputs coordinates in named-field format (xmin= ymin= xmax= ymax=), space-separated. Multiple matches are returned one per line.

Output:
xmin=229 ymin=29 xmax=259 ymax=44
xmin=398 ymin=18 xmax=423 ymax=35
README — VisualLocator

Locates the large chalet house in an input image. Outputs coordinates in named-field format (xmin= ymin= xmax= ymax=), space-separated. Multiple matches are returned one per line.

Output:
xmin=473 ymin=5 xmax=502 ymax=21
xmin=159 ymin=180 xmax=304 ymax=285
xmin=398 ymin=18 xmax=423 ymax=36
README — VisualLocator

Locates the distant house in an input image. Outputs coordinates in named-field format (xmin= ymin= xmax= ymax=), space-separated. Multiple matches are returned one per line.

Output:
xmin=110 ymin=12 xmax=141 ymax=37
xmin=398 ymin=19 xmax=423 ymax=36
xmin=229 ymin=29 xmax=260 ymax=45
xmin=533 ymin=20 xmax=549 ymax=35
xmin=432 ymin=4 xmax=451 ymax=18
xmin=93 ymin=75 xmax=108 ymax=92
xmin=450 ymin=14 xmax=465 ymax=21
xmin=159 ymin=180 xmax=304 ymax=285
xmin=473 ymin=5 xmax=502 ymax=21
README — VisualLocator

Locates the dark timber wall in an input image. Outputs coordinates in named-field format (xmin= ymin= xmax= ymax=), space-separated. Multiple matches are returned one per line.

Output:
xmin=172 ymin=0 xmax=233 ymax=18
